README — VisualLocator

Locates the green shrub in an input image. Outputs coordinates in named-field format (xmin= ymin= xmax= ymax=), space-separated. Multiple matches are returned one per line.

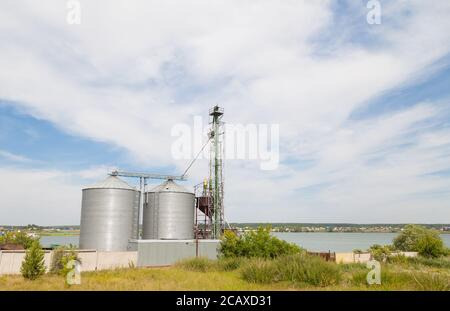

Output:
xmin=60 ymin=254 xmax=81 ymax=282
xmin=217 ymin=257 xmax=243 ymax=271
xmin=49 ymin=247 xmax=65 ymax=274
xmin=0 ymin=231 xmax=15 ymax=245
xmin=0 ymin=231 xmax=37 ymax=249
xmin=20 ymin=240 xmax=46 ymax=280
xmin=276 ymin=254 xmax=341 ymax=287
xmin=368 ymin=244 xmax=393 ymax=262
xmin=416 ymin=233 xmax=446 ymax=258
xmin=49 ymin=246 xmax=80 ymax=276
xmin=220 ymin=230 xmax=243 ymax=258
xmin=386 ymin=254 xmax=409 ymax=265
xmin=393 ymin=225 xmax=446 ymax=258
xmin=240 ymin=254 xmax=341 ymax=287
xmin=240 ymin=259 xmax=279 ymax=284
xmin=14 ymin=231 xmax=37 ymax=249
xmin=220 ymin=226 xmax=303 ymax=259
xmin=176 ymin=257 xmax=216 ymax=272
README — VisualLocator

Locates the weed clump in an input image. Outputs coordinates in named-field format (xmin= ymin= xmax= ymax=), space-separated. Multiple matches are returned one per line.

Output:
xmin=240 ymin=254 xmax=341 ymax=287
xmin=176 ymin=257 xmax=216 ymax=272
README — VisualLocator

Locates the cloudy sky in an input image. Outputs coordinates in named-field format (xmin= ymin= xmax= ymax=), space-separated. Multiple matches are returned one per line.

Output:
xmin=1 ymin=0 xmax=450 ymax=225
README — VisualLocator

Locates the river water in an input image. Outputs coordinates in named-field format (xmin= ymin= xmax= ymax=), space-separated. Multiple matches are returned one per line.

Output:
xmin=39 ymin=233 xmax=450 ymax=252
xmin=40 ymin=235 xmax=80 ymax=248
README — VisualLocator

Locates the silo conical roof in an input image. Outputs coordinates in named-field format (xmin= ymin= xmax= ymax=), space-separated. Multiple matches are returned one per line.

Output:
xmin=83 ymin=175 xmax=136 ymax=190
xmin=149 ymin=179 xmax=193 ymax=194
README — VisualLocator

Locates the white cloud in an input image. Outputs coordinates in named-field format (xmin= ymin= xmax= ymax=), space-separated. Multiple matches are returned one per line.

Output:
xmin=0 ymin=164 xmax=124 ymax=225
xmin=0 ymin=1 xmax=450 ymax=223
xmin=0 ymin=167 xmax=82 ymax=225
xmin=0 ymin=150 xmax=31 ymax=163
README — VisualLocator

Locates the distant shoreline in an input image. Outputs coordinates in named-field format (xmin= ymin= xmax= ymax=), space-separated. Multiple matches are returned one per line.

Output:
xmin=39 ymin=231 xmax=450 ymax=237
xmin=2 ymin=223 xmax=450 ymax=227
xmin=2 ymin=224 xmax=449 ymax=236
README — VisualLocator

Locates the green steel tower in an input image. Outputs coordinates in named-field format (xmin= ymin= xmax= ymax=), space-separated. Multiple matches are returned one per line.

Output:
xmin=209 ymin=106 xmax=224 ymax=239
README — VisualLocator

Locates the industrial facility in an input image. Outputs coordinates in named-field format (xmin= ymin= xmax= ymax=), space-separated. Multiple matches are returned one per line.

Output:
xmin=79 ymin=106 xmax=225 ymax=265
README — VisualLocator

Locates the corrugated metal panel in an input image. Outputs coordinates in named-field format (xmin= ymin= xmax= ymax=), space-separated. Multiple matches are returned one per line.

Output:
xmin=142 ymin=180 xmax=195 ymax=240
xmin=129 ymin=240 xmax=220 ymax=266
xmin=142 ymin=192 xmax=158 ymax=239
xmin=80 ymin=176 xmax=139 ymax=251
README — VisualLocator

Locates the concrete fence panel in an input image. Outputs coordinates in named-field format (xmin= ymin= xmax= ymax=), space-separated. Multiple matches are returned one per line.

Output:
xmin=96 ymin=251 xmax=137 ymax=270
xmin=43 ymin=252 xmax=52 ymax=271
xmin=130 ymin=239 xmax=220 ymax=267
xmin=0 ymin=251 xmax=25 ymax=275
xmin=335 ymin=252 xmax=371 ymax=264
xmin=0 ymin=250 xmax=138 ymax=275
xmin=0 ymin=250 xmax=52 ymax=275
xmin=77 ymin=250 xmax=98 ymax=272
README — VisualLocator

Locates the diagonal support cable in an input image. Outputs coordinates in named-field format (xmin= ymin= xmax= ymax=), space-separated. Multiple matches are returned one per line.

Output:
xmin=181 ymin=137 xmax=211 ymax=178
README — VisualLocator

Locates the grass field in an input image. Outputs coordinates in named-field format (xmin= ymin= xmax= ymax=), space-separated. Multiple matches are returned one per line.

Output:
xmin=37 ymin=230 xmax=79 ymax=237
xmin=0 ymin=267 xmax=281 ymax=291
xmin=1 ymin=256 xmax=449 ymax=291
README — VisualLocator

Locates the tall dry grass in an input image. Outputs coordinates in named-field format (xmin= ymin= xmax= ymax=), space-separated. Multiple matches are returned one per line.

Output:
xmin=0 ymin=255 xmax=448 ymax=291
xmin=240 ymin=254 xmax=341 ymax=287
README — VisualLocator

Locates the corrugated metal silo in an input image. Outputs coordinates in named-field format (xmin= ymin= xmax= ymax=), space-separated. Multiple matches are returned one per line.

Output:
xmin=79 ymin=176 xmax=139 ymax=251
xmin=142 ymin=179 xmax=195 ymax=240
